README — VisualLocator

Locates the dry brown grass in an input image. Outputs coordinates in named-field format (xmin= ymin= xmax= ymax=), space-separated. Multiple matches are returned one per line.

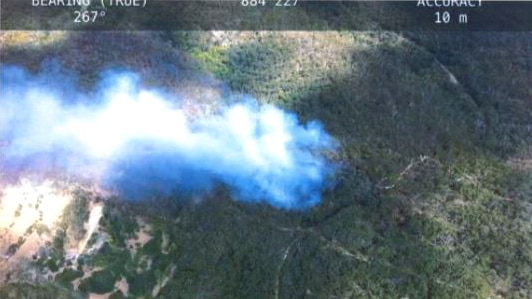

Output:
xmin=0 ymin=31 xmax=68 ymax=49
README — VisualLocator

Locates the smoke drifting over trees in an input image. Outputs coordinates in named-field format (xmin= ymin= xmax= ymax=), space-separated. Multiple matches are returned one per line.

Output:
xmin=1 ymin=66 xmax=337 ymax=208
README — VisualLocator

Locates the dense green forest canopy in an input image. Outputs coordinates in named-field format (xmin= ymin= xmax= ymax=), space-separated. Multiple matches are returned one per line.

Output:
xmin=0 ymin=29 xmax=530 ymax=298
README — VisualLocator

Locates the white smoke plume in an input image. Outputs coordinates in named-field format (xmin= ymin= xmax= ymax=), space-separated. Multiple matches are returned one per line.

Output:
xmin=1 ymin=66 xmax=336 ymax=209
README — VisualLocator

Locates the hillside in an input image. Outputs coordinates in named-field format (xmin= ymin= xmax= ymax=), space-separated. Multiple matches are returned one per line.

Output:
xmin=0 ymin=30 xmax=531 ymax=299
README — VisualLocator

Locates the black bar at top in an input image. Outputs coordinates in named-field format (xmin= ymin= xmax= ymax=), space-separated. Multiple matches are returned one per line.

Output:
xmin=1 ymin=1 xmax=531 ymax=31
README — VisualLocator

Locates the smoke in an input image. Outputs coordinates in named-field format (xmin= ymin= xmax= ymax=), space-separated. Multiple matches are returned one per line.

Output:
xmin=1 ymin=65 xmax=336 ymax=209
